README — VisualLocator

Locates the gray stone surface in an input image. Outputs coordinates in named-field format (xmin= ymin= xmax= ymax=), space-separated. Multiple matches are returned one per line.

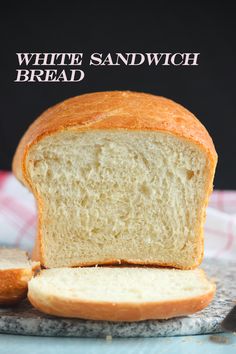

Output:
xmin=0 ymin=259 xmax=235 ymax=338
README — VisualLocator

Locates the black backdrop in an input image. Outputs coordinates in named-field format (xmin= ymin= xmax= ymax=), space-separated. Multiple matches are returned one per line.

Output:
xmin=0 ymin=3 xmax=236 ymax=189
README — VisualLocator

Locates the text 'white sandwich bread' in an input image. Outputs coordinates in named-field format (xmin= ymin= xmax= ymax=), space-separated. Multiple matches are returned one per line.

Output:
xmin=13 ymin=91 xmax=217 ymax=269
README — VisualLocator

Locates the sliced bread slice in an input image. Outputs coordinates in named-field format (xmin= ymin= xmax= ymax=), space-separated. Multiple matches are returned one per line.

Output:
xmin=28 ymin=267 xmax=215 ymax=321
xmin=0 ymin=248 xmax=40 ymax=305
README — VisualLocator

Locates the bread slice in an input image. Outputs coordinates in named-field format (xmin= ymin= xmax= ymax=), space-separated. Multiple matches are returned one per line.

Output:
xmin=12 ymin=91 xmax=217 ymax=269
xmin=0 ymin=248 xmax=40 ymax=305
xmin=28 ymin=267 xmax=215 ymax=321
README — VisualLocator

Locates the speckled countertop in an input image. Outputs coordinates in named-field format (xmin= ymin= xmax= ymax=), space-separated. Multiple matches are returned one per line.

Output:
xmin=0 ymin=258 xmax=235 ymax=338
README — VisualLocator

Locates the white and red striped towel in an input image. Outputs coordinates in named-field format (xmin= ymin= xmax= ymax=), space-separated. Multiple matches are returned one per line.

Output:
xmin=0 ymin=171 xmax=235 ymax=260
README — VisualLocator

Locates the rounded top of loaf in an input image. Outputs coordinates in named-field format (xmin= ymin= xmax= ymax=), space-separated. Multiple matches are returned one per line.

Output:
xmin=13 ymin=91 xmax=217 ymax=184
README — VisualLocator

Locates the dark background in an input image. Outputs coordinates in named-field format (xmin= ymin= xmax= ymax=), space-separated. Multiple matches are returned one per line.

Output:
xmin=0 ymin=3 xmax=235 ymax=189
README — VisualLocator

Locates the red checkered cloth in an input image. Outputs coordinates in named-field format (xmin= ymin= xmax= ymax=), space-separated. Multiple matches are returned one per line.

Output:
xmin=0 ymin=171 xmax=235 ymax=260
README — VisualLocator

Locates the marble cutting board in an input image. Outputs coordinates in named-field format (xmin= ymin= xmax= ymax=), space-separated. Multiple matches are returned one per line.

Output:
xmin=0 ymin=258 xmax=235 ymax=338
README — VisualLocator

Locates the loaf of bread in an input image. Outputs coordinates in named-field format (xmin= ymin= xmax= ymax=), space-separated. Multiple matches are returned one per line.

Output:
xmin=13 ymin=91 xmax=217 ymax=269
xmin=28 ymin=267 xmax=215 ymax=321
xmin=0 ymin=248 xmax=39 ymax=305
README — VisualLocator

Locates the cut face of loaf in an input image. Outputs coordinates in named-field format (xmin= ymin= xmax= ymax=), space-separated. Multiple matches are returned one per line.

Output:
xmin=27 ymin=130 xmax=211 ymax=268
xmin=13 ymin=91 xmax=217 ymax=269
xmin=28 ymin=267 xmax=215 ymax=321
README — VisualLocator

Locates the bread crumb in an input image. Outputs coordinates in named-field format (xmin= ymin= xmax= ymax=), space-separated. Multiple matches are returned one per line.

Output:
xmin=209 ymin=335 xmax=230 ymax=344
xmin=210 ymin=277 xmax=218 ymax=283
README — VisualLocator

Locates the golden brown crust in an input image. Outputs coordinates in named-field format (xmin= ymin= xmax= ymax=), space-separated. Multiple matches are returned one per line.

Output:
xmin=12 ymin=91 xmax=217 ymax=184
xmin=28 ymin=283 xmax=215 ymax=322
xmin=0 ymin=262 xmax=40 ymax=305
xmin=12 ymin=91 xmax=218 ymax=269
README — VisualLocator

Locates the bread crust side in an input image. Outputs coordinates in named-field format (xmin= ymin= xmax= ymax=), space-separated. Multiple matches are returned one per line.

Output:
xmin=40 ymin=258 xmax=205 ymax=270
xmin=28 ymin=273 xmax=215 ymax=321
xmin=12 ymin=91 xmax=218 ymax=268
xmin=0 ymin=262 xmax=40 ymax=305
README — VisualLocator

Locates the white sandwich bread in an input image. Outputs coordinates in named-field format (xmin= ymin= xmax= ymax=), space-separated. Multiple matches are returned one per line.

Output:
xmin=27 ymin=267 xmax=215 ymax=321
xmin=0 ymin=248 xmax=40 ymax=305
xmin=13 ymin=91 xmax=217 ymax=269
